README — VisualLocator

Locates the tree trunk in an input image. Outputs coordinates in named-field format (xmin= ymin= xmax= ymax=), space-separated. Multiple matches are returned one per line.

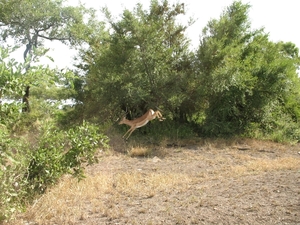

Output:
xmin=22 ymin=40 xmax=34 ymax=113
xmin=22 ymin=86 xmax=30 ymax=113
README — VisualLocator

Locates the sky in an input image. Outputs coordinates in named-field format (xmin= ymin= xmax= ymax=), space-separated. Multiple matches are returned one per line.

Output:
xmin=10 ymin=0 xmax=300 ymax=69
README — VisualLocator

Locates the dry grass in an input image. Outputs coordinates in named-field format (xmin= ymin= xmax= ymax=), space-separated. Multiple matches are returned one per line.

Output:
xmin=7 ymin=138 xmax=300 ymax=225
xmin=229 ymin=157 xmax=300 ymax=176
xmin=14 ymin=170 xmax=192 ymax=224
xmin=127 ymin=146 xmax=151 ymax=157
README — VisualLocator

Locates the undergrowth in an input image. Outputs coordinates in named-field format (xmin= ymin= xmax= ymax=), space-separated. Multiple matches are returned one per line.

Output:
xmin=0 ymin=120 xmax=109 ymax=222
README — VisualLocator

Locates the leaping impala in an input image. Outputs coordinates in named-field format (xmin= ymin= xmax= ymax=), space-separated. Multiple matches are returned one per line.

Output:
xmin=119 ymin=109 xmax=165 ymax=140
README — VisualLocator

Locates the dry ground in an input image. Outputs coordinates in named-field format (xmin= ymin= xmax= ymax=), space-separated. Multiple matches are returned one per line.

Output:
xmin=8 ymin=138 xmax=300 ymax=225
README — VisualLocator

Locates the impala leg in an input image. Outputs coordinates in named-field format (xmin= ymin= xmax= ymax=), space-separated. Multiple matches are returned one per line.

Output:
xmin=122 ymin=128 xmax=132 ymax=139
xmin=123 ymin=127 xmax=136 ymax=140
xmin=156 ymin=111 xmax=165 ymax=121
xmin=125 ymin=128 xmax=136 ymax=140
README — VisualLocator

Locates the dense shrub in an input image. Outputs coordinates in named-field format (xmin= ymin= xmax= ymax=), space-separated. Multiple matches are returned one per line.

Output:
xmin=0 ymin=121 xmax=109 ymax=222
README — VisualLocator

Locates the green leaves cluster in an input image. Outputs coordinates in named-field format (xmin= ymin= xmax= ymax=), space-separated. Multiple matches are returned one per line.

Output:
xmin=0 ymin=47 xmax=27 ymax=126
xmin=80 ymin=0 xmax=194 ymax=121
xmin=0 ymin=0 xmax=91 ymax=44
xmin=26 ymin=120 xmax=109 ymax=194
xmin=0 ymin=127 xmax=28 ymax=222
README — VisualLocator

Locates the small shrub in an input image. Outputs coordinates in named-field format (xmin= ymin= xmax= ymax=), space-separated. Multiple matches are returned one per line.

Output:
xmin=26 ymin=120 xmax=109 ymax=194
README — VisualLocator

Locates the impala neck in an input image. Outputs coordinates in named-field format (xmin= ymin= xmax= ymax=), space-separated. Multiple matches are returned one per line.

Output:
xmin=123 ymin=118 xmax=132 ymax=125
xmin=119 ymin=117 xmax=132 ymax=126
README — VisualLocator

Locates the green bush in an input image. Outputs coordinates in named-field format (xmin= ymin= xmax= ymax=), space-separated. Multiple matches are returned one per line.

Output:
xmin=0 ymin=127 xmax=29 ymax=221
xmin=244 ymin=102 xmax=300 ymax=143
xmin=0 ymin=121 xmax=109 ymax=222
xmin=26 ymin=120 xmax=109 ymax=194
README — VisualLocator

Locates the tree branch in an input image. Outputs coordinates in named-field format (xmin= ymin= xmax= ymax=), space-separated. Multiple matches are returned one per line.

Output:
xmin=37 ymin=34 xmax=70 ymax=42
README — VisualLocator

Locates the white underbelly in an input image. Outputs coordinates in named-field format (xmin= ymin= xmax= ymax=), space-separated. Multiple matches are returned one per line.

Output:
xmin=137 ymin=120 xmax=149 ymax=128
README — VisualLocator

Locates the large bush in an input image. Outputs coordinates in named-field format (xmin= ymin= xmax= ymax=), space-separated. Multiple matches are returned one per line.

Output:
xmin=196 ymin=1 xmax=300 ymax=139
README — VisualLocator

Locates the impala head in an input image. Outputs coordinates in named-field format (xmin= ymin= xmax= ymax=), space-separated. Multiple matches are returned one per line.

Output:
xmin=119 ymin=116 xmax=127 ymax=125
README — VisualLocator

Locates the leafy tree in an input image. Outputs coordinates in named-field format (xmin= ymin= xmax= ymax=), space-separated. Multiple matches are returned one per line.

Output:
xmin=0 ymin=45 xmax=77 ymax=133
xmin=0 ymin=0 xmax=95 ymax=60
xmin=78 ymin=0 xmax=195 ymax=122
xmin=0 ymin=0 xmax=97 ymax=112
xmin=196 ymin=1 xmax=300 ymax=138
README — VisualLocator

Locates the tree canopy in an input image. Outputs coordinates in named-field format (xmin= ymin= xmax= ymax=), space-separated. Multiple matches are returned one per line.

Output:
xmin=0 ymin=0 xmax=97 ymax=62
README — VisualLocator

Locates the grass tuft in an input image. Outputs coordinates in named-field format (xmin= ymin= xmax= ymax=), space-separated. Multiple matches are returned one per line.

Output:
xmin=128 ymin=146 xmax=151 ymax=157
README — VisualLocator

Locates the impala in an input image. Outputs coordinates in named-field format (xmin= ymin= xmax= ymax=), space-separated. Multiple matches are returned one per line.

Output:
xmin=119 ymin=109 xmax=165 ymax=140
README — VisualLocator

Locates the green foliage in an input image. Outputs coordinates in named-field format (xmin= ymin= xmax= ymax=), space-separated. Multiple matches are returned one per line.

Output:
xmin=25 ymin=122 xmax=65 ymax=194
xmin=0 ymin=120 xmax=109 ymax=222
xmin=148 ymin=120 xmax=195 ymax=140
xmin=26 ymin=120 xmax=109 ymax=194
xmin=62 ymin=121 xmax=109 ymax=177
xmin=78 ymin=0 xmax=195 ymax=121
xmin=0 ymin=46 xmax=81 ymax=132
xmin=0 ymin=0 xmax=97 ymax=65
xmin=245 ymin=100 xmax=300 ymax=143
xmin=0 ymin=0 xmax=86 ymax=43
xmin=0 ymin=127 xmax=29 ymax=221
xmin=196 ymin=1 xmax=300 ymax=138
xmin=0 ymin=47 xmax=109 ymax=222
xmin=0 ymin=47 xmax=26 ymax=127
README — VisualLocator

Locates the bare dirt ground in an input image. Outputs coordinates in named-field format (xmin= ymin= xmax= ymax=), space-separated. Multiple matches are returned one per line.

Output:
xmin=10 ymin=139 xmax=300 ymax=225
